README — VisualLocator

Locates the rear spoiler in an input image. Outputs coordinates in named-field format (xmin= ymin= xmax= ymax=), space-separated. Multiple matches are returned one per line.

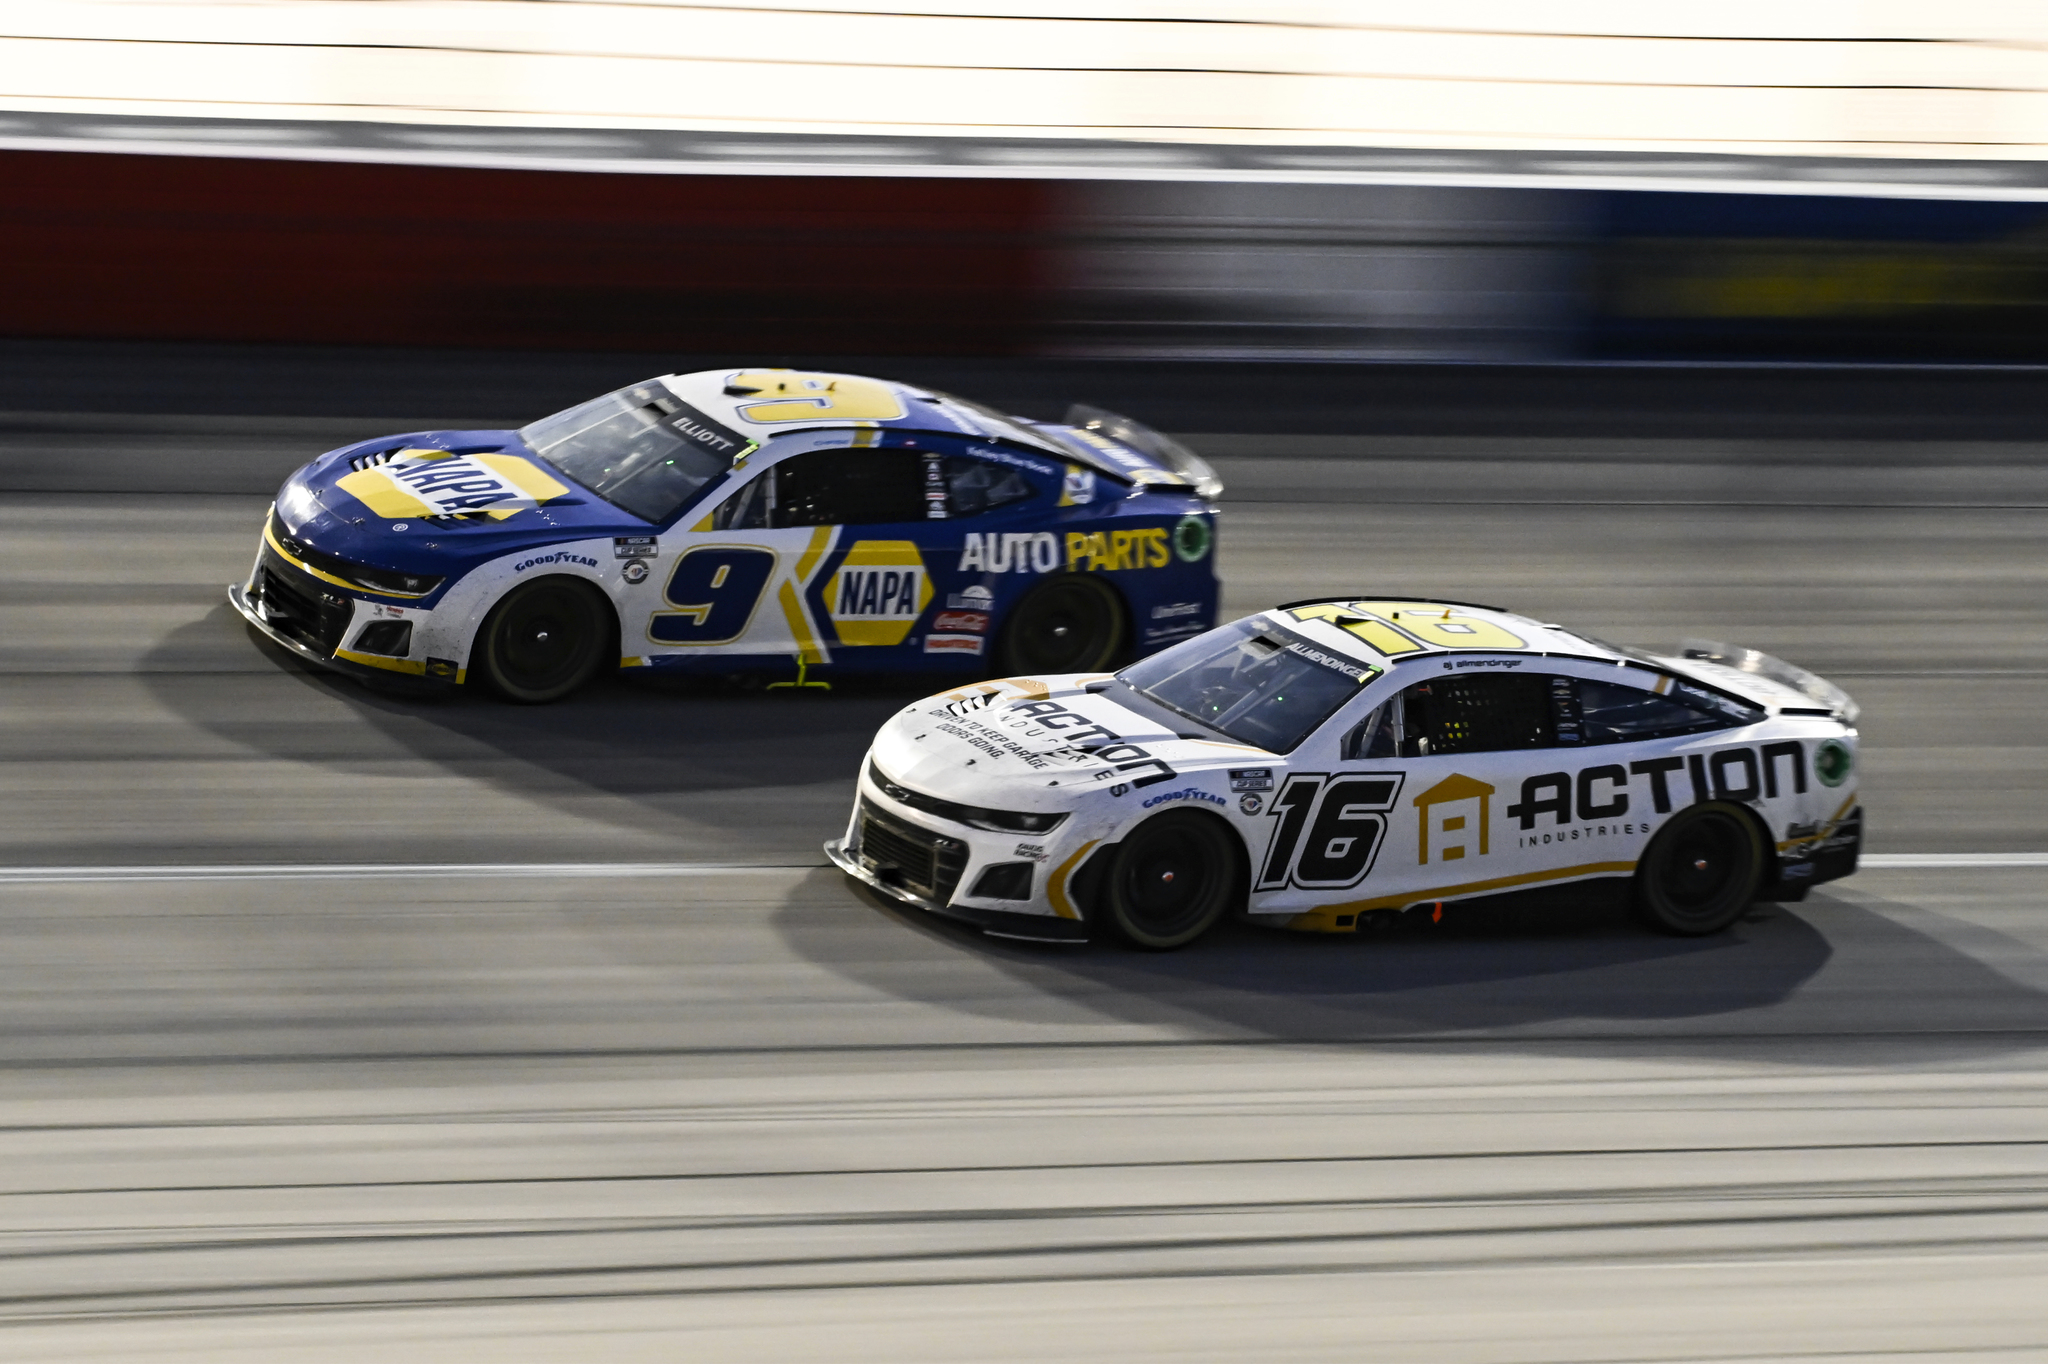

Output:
xmin=1050 ymin=405 xmax=1224 ymax=501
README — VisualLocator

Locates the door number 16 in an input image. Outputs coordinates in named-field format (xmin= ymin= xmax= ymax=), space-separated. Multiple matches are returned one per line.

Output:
xmin=1256 ymin=772 xmax=1405 ymax=891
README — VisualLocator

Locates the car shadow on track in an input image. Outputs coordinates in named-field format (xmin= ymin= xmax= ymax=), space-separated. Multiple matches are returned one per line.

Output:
xmin=774 ymin=872 xmax=2048 ymax=1052
xmin=139 ymin=606 xmax=929 ymax=861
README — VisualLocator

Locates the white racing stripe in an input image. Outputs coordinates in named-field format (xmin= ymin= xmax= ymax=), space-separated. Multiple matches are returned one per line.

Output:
xmin=0 ymin=854 xmax=2034 ymax=885
xmin=0 ymin=863 xmax=823 ymax=885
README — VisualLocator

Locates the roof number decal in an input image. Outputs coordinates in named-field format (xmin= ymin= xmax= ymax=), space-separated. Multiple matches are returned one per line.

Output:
xmin=726 ymin=372 xmax=906 ymax=424
xmin=1287 ymin=601 xmax=1528 ymax=656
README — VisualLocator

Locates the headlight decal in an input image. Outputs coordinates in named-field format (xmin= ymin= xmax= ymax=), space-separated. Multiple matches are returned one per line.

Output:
xmin=868 ymin=760 xmax=1068 ymax=834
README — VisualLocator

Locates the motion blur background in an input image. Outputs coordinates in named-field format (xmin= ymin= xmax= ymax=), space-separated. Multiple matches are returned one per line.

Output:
xmin=9 ymin=5 xmax=2048 ymax=1362
xmin=9 ymin=0 xmax=2048 ymax=362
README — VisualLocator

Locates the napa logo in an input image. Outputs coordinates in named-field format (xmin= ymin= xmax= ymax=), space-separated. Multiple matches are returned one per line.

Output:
xmin=336 ymin=449 xmax=569 ymax=522
xmin=827 ymin=540 xmax=932 ymax=647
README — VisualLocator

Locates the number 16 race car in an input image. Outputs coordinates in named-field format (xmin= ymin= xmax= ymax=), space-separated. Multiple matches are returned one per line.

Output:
xmin=828 ymin=601 xmax=1862 ymax=948
xmin=230 ymin=370 xmax=1222 ymax=701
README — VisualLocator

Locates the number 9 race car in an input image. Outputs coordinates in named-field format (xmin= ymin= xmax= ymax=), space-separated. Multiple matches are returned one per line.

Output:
xmin=827 ymin=600 xmax=1862 ymax=948
xmin=229 ymin=370 xmax=1222 ymax=701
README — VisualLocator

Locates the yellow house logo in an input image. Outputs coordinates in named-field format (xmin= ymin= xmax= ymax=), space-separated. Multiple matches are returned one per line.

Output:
xmin=827 ymin=540 xmax=932 ymax=646
xmin=1414 ymin=773 xmax=1495 ymax=864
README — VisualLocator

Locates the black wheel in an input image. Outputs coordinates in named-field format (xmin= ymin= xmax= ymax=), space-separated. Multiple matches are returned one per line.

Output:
xmin=996 ymin=575 xmax=1126 ymax=675
xmin=1100 ymin=810 xmax=1241 ymax=950
xmin=474 ymin=578 xmax=611 ymax=704
xmin=1633 ymin=801 xmax=1765 ymax=936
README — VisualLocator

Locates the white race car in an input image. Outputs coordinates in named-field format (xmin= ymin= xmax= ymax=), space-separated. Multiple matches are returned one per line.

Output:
xmin=827 ymin=599 xmax=1861 ymax=948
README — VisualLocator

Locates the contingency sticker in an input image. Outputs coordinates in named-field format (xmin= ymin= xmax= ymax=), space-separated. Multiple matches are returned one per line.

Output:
xmin=337 ymin=451 xmax=569 ymax=521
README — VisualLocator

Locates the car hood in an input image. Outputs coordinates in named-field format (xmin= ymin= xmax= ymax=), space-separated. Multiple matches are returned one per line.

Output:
xmin=274 ymin=429 xmax=656 ymax=588
xmin=871 ymin=675 xmax=1272 ymax=812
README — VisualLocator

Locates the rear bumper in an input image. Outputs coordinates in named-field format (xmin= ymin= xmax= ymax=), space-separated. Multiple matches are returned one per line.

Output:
xmin=1760 ymin=805 xmax=1861 ymax=901
xmin=824 ymin=837 xmax=1088 ymax=944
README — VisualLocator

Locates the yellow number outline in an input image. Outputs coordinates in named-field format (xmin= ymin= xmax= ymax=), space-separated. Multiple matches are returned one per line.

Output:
xmin=727 ymin=371 xmax=906 ymax=425
xmin=1286 ymin=601 xmax=1528 ymax=656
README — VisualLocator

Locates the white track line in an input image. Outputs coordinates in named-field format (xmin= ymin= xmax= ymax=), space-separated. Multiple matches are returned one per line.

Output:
xmin=0 ymin=863 xmax=824 ymax=885
xmin=1861 ymin=853 xmax=2048 ymax=869
xmin=0 ymin=855 xmax=2036 ymax=884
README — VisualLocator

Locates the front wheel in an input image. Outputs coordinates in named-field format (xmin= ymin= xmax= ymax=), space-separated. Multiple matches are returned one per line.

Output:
xmin=474 ymin=578 xmax=611 ymax=704
xmin=1633 ymin=801 xmax=1765 ymax=936
xmin=996 ymin=575 xmax=1126 ymax=675
xmin=1099 ymin=810 xmax=1241 ymax=950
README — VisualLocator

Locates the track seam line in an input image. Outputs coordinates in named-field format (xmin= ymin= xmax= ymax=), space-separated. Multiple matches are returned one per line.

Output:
xmin=0 ymin=853 xmax=2038 ymax=882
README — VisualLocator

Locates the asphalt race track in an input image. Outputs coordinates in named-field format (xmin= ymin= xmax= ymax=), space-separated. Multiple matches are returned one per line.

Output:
xmin=4 ymin=407 xmax=2048 ymax=1360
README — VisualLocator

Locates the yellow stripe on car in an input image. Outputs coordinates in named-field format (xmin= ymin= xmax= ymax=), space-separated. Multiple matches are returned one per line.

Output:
xmin=1046 ymin=840 xmax=1099 ymax=921
xmin=333 ymin=648 xmax=427 ymax=676
xmin=1290 ymin=859 xmax=1640 ymax=931
xmin=262 ymin=520 xmax=436 ymax=600
xmin=1778 ymin=792 xmax=1860 ymax=853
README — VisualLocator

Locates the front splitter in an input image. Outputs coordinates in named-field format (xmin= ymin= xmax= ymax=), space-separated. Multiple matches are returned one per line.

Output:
xmin=228 ymin=583 xmax=453 ymax=693
xmin=823 ymin=838 xmax=1089 ymax=944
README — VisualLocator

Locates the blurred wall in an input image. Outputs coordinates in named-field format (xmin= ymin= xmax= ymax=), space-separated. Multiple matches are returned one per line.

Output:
xmin=1587 ymin=192 xmax=2048 ymax=361
xmin=13 ymin=147 xmax=2048 ymax=362
xmin=1050 ymin=182 xmax=1588 ymax=359
xmin=0 ymin=150 xmax=1055 ymax=355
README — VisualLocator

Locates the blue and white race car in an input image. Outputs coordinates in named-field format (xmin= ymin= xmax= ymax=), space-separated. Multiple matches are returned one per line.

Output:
xmin=231 ymin=370 xmax=1222 ymax=701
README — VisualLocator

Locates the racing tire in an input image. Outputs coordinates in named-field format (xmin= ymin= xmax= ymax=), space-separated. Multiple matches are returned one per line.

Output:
xmin=474 ymin=577 xmax=612 ymax=704
xmin=1099 ymin=810 xmax=1241 ymax=951
xmin=1633 ymin=801 xmax=1766 ymax=936
xmin=996 ymin=575 xmax=1126 ymax=675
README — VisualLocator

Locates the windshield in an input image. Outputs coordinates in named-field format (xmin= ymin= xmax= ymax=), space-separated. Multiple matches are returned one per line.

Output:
xmin=520 ymin=380 xmax=746 ymax=523
xmin=1119 ymin=617 xmax=1379 ymax=753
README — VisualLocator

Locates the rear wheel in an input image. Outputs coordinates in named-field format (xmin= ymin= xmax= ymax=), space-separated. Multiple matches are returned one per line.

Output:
xmin=1633 ymin=802 xmax=1765 ymax=935
xmin=996 ymin=575 xmax=1125 ymax=675
xmin=474 ymin=578 xmax=611 ymax=704
xmin=1099 ymin=810 xmax=1240 ymax=950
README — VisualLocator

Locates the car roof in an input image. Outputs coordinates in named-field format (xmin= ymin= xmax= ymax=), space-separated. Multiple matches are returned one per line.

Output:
xmin=660 ymin=368 xmax=1063 ymax=453
xmin=1262 ymin=597 xmax=1628 ymax=671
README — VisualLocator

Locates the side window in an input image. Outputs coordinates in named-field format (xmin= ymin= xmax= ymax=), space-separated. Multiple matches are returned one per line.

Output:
xmin=1397 ymin=673 xmax=1561 ymax=756
xmin=1578 ymin=676 xmax=1759 ymax=743
xmin=943 ymin=455 xmax=1037 ymax=516
xmin=772 ymin=450 xmax=928 ymax=527
xmin=709 ymin=469 xmax=772 ymax=530
xmin=1343 ymin=703 xmax=1394 ymax=760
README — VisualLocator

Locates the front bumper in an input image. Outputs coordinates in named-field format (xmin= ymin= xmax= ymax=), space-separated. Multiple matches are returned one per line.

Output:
xmin=827 ymin=823 xmax=1097 ymax=942
xmin=229 ymin=575 xmax=456 ymax=692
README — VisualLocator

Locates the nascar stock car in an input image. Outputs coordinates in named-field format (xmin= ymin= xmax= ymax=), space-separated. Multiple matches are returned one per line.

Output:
xmin=230 ymin=370 xmax=1222 ymax=701
xmin=827 ymin=601 xmax=1862 ymax=948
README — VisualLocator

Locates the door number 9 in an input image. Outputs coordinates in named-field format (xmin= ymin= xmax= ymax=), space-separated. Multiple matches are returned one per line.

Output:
xmin=649 ymin=546 xmax=776 ymax=644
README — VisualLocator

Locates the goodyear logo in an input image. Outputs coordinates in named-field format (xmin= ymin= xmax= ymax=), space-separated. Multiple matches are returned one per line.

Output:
xmin=514 ymin=552 xmax=599 ymax=573
xmin=828 ymin=540 xmax=932 ymax=647
xmin=336 ymin=450 xmax=568 ymax=522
